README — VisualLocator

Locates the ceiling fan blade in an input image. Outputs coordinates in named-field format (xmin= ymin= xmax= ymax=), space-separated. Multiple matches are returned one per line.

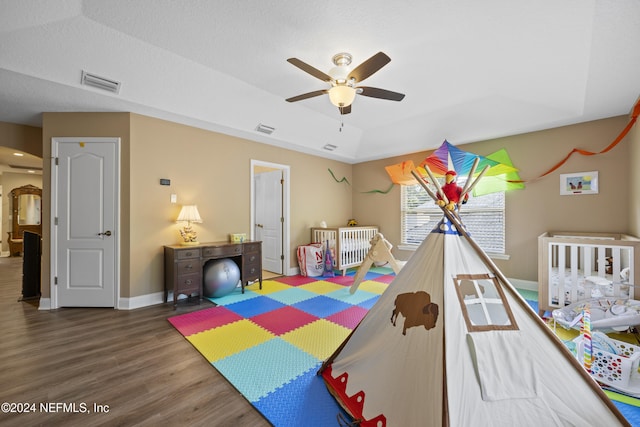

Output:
xmin=358 ymin=86 xmax=405 ymax=101
xmin=348 ymin=52 xmax=391 ymax=83
xmin=287 ymin=58 xmax=333 ymax=82
xmin=285 ymin=89 xmax=328 ymax=103
xmin=339 ymin=104 xmax=352 ymax=115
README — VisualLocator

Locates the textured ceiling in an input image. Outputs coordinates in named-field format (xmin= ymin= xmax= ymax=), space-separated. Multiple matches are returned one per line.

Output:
xmin=1 ymin=0 xmax=639 ymax=165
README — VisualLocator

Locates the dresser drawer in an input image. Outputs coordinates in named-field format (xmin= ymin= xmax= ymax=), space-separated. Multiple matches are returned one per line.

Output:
xmin=177 ymin=259 xmax=199 ymax=275
xmin=244 ymin=251 xmax=260 ymax=264
xmin=176 ymin=248 xmax=201 ymax=260
xmin=176 ymin=272 xmax=201 ymax=292
xmin=202 ymin=245 xmax=243 ymax=258
xmin=244 ymin=242 xmax=261 ymax=254
xmin=243 ymin=264 xmax=261 ymax=281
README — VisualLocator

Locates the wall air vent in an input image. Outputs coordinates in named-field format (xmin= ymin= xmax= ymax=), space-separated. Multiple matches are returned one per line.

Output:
xmin=323 ymin=144 xmax=337 ymax=151
xmin=81 ymin=71 xmax=121 ymax=94
xmin=255 ymin=123 xmax=275 ymax=135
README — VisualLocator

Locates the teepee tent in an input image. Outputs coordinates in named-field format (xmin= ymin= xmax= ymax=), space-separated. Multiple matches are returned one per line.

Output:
xmin=319 ymin=171 xmax=629 ymax=426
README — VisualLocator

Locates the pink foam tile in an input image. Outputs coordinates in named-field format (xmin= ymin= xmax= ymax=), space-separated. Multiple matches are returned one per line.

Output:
xmin=250 ymin=305 xmax=319 ymax=335
xmin=168 ymin=306 xmax=243 ymax=336
xmin=326 ymin=306 xmax=369 ymax=329
xmin=372 ymin=275 xmax=395 ymax=284
xmin=274 ymin=275 xmax=319 ymax=287
xmin=323 ymin=275 xmax=353 ymax=286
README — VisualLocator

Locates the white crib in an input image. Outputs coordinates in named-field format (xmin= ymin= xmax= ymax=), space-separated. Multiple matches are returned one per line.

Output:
xmin=538 ymin=231 xmax=640 ymax=315
xmin=311 ymin=226 xmax=379 ymax=275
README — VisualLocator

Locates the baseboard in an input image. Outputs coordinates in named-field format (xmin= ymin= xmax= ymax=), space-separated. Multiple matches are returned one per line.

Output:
xmin=118 ymin=291 xmax=165 ymax=310
xmin=38 ymin=298 xmax=51 ymax=310
xmin=508 ymin=278 xmax=538 ymax=292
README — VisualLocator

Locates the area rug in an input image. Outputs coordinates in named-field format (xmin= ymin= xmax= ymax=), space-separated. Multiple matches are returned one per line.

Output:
xmin=169 ymin=269 xmax=640 ymax=426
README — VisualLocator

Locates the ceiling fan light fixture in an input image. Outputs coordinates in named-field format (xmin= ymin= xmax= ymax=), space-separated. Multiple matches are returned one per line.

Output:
xmin=328 ymin=85 xmax=356 ymax=108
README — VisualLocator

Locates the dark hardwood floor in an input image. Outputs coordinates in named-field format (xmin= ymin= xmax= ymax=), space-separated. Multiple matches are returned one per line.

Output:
xmin=0 ymin=256 xmax=271 ymax=427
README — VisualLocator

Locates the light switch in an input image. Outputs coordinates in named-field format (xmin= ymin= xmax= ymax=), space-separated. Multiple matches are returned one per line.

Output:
xmin=170 ymin=194 xmax=177 ymax=204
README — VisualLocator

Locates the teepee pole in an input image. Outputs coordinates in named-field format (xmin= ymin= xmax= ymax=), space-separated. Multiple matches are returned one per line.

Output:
xmin=459 ymin=157 xmax=479 ymax=197
xmin=424 ymin=165 xmax=449 ymax=206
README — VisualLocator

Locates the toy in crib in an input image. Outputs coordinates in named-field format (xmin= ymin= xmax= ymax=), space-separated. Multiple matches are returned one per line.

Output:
xmin=350 ymin=233 xmax=406 ymax=294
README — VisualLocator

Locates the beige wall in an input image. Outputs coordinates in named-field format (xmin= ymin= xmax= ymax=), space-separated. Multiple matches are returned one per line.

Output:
xmin=4 ymin=109 xmax=637 ymax=303
xmin=353 ymin=116 xmax=632 ymax=282
xmin=39 ymin=112 xmax=352 ymax=301
xmin=0 ymin=121 xmax=42 ymax=157
xmin=129 ymin=114 xmax=352 ymax=298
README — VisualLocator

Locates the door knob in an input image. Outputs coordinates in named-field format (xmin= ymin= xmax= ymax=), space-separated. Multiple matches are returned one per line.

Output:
xmin=256 ymin=224 xmax=264 ymax=228
xmin=98 ymin=230 xmax=112 ymax=236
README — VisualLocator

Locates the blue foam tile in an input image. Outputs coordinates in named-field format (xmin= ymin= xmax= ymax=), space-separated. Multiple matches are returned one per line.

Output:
xmin=325 ymin=287 xmax=380 ymax=305
xmin=224 ymin=295 xmax=287 ymax=318
xmin=206 ymin=287 xmax=261 ymax=306
xmin=292 ymin=295 xmax=354 ymax=318
xmin=254 ymin=366 xmax=351 ymax=427
xmin=214 ymin=338 xmax=320 ymax=402
xmin=266 ymin=287 xmax=321 ymax=306
xmin=613 ymin=401 xmax=640 ymax=426
xmin=525 ymin=299 xmax=538 ymax=314
xmin=358 ymin=296 xmax=382 ymax=310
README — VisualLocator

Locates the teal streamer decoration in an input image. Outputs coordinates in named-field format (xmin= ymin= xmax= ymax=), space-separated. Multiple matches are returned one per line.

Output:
xmin=361 ymin=183 xmax=395 ymax=194
xmin=328 ymin=168 xmax=350 ymax=185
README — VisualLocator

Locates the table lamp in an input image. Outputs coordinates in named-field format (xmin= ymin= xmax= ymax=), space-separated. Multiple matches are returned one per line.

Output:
xmin=176 ymin=205 xmax=202 ymax=245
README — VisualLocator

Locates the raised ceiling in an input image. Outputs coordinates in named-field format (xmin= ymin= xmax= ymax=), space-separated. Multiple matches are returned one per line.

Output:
xmin=1 ymin=0 xmax=639 ymax=164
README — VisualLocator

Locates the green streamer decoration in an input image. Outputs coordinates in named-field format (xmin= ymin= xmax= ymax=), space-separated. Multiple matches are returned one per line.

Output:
xmin=328 ymin=168 xmax=350 ymax=185
xmin=361 ymin=183 xmax=395 ymax=194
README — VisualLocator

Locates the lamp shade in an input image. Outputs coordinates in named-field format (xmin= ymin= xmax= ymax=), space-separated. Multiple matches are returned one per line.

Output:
xmin=176 ymin=205 xmax=202 ymax=223
xmin=328 ymin=85 xmax=356 ymax=107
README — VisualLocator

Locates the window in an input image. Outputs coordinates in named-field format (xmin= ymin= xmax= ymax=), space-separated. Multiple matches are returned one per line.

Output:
xmin=453 ymin=274 xmax=518 ymax=332
xmin=400 ymin=182 xmax=505 ymax=254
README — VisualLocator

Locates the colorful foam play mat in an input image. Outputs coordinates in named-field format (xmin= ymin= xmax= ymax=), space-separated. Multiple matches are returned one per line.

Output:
xmin=168 ymin=268 xmax=640 ymax=426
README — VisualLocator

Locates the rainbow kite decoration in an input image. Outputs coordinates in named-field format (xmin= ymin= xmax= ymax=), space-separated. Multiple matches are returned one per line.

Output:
xmin=385 ymin=140 xmax=524 ymax=196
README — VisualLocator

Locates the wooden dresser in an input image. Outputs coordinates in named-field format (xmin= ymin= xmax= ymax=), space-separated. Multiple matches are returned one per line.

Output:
xmin=164 ymin=240 xmax=262 ymax=308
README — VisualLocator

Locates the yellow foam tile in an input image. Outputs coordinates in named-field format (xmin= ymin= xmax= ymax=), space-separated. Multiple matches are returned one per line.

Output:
xmin=281 ymin=319 xmax=351 ymax=360
xmin=244 ymin=280 xmax=291 ymax=295
xmin=298 ymin=280 xmax=346 ymax=295
xmin=187 ymin=319 xmax=274 ymax=362
xmin=356 ymin=280 xmax=389 ymax=295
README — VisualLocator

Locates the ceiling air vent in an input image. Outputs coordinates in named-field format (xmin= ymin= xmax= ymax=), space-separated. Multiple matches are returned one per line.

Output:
xmin=255 ymin=123 xmax=275 ymax=135
xmin=81 ymin=71 xmax=121 ymax=94
xmin=323 ymin=144 xmax=337 ymax=151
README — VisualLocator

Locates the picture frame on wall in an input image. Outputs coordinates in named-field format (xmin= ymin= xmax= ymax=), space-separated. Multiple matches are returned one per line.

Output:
xmin=559 ymin=171 xmax=598 ymax=195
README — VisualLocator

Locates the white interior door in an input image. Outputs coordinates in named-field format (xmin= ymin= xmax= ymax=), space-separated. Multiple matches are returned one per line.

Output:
xmin=52 ymin=137 xmax=119 ymax=307
xmin=255 ymin=169 xmax=283 ymax=274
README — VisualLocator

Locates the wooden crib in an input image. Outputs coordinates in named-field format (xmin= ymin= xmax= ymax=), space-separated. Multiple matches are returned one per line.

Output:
xmin=538 ymin=231 xmax=640 ymax=315
xmin=311 ymin=226 xmax=379 ymax=275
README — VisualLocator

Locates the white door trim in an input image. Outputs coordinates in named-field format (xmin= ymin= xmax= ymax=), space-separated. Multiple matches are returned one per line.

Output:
xmin=250 ymin=160 xmax=291 ymax=275
xmin=50 ymin=137 xmax=121 ymax=309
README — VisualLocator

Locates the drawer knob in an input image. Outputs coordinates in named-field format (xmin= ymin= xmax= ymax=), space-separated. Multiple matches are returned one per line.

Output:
xmin=185 ymin=279 xmax=192 ymax=285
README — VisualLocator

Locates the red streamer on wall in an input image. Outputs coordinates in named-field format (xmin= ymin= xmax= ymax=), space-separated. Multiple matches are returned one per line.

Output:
xmin=511 ymin=98 xmax=640 ymax=184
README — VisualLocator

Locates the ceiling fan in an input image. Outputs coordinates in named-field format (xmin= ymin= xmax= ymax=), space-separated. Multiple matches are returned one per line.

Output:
xmin=285 ymin=51 xmax=405 ymax=115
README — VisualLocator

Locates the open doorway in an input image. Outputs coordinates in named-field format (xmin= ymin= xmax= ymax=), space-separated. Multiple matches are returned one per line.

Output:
xmin=251 ymin=160 xmax=290 ymax=277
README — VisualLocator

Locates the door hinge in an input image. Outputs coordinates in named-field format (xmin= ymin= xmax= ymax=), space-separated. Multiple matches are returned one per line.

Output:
xmin=54 ymin=276 xmax=58 ymax=285
xmin=280 ymin=178 xmax=284 ymax=185
xmin=55 ymin=157 xmax=59 ymax=166
xmin=280 ymin=217 xmax=284 ymax=223
xmin=280 ymin=255 xmax=285 ymax=260
xmin=54 ymin=217 xmax=58 ymax=226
